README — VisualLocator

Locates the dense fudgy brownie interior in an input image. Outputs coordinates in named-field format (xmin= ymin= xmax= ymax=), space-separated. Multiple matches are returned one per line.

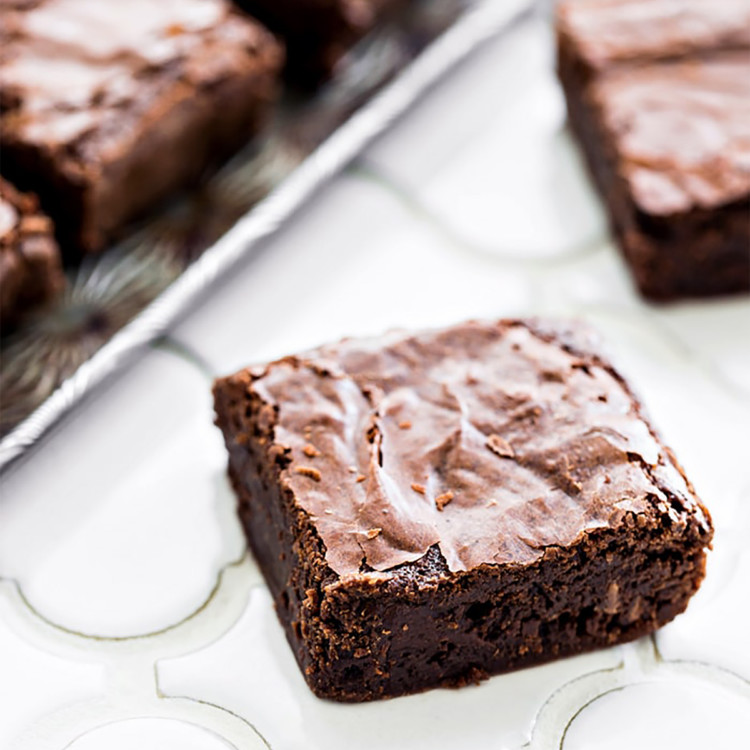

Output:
xmin=214 ymin=320 xmax=713 ymax=701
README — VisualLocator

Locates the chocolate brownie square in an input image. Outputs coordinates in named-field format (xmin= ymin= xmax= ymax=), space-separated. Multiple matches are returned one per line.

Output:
xmin=556 ymin=0 xmax=750 ymax=300
xmin=213 ymin=319 xmax=712 ymax=701
xmin=0 ymin=176 xmax=64 ymax=330
xmin=0 ymin=0 xmax=283 ymax=254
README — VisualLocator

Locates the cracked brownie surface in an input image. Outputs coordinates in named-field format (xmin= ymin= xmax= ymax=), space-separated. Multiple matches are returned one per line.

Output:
xmin=214 ymin=319 xmax=713 ymax=701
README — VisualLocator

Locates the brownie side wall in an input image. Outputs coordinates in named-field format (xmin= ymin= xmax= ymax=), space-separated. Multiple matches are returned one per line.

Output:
xmin=557 ymin=33 xmax=750 ymax=301
xmin=326 ymin=521 xmax=707 ymax=701
xmin=214 ymin=370 xmax=711 ymax=703
xmin=98 ymin=69 xmax=280 ymax=251
xmin=213 ymin=374 xmax=341 ymax=685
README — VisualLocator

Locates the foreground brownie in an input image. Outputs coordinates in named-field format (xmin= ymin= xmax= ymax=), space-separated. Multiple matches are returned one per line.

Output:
xmin=557 ymin=0 xmax=750 ymax=301
xmin=0 ymin=177 xmax=64 ymax=331
xmin=0 ymin=0 xmax=283 ymax=254
xmin=234 ymin=0 xmax=405 ymax=84
xmin=214 ymin=319 xmax=712 ymax=701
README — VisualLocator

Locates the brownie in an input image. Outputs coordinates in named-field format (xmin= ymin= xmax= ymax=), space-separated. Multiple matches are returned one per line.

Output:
xmin=213 ymin=319 xmax=713 ymax=702
xmin=234 ymin=0 xmax=405 ymax=85
xmin=0 ymin=176 xmax=64 ymax=331
xmin=556 ymin=0 xmax=750 ymax=301
xmin=0 ymin=0 xmax=284 ymax=254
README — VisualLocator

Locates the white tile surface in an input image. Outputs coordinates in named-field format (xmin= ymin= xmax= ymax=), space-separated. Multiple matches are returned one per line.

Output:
xmin=366 ymin=14 xmax=558 ymax=193
xmin=656 ymin=480 xmax=750 ymax=678
xmin=366 ymin=17 xmax=608 ymax=262
xmin=0 ymin=588 xmax=104 ymax=749
xmin=2 ymin=6 xmax=749 ymax=750
xmin=563 ymin=680 xmax=750 ymax=750
xmin=0 ymin=347 xmax=244 ymax=637
xmin=66 ymin=719 xmax=233 ymax=750
xmin=172 ymin=173 xmax=533 ymax=376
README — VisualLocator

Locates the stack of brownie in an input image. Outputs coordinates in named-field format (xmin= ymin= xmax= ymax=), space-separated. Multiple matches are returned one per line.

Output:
xmin=557 ymin=0 xmax=750 ymax=300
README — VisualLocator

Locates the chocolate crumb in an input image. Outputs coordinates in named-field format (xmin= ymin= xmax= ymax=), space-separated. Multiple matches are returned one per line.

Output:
xmin=486 ymin=434 xmax=515 ymax=458
xmin=435 ymin=491 xmax=454 ymax=511
xmin=411 ymin=483 xmax=426 ymax=495
xmin=303 ymin=444 xmax=321 ymax=458
xmin=294 ymin=466 xmax=321 ymax=481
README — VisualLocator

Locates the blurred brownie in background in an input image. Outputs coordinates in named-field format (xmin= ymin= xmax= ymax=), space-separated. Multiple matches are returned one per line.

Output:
xmin=0 ymin=0 xmax=284 ymax=255
xmin=557 ymin=0 xmax=750 ymax=301
xmin=0 ymin=177 xmax=64 ymax=331
xmin=234 ymin=0 xmax=406 ymax=85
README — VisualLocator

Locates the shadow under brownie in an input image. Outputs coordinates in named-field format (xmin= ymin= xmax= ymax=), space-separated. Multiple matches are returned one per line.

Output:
xmin=213 ymin=319 xmax=712 ymax=701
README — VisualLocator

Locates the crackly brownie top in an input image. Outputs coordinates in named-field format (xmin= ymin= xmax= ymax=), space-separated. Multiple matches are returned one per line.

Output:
xmin=0 ymin=0 xmax=282 ymax=163
xmin=593 ymin=51 xmax=750 ymax=215
xmin=557 ymin=0 xmax=750 ymax=71
xmin=242 ymin=320 xmax=707 ymax=576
